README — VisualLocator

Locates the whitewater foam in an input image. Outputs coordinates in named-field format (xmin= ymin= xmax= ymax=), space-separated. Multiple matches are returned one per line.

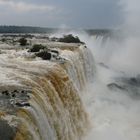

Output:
xmin=80 ymin=33 xmax=140 ymax=140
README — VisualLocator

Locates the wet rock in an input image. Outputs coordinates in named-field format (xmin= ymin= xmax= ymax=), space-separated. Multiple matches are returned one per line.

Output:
xmin=5 ymin=92 xmax=9 ymax=96
xmin=15 ymin=102 xmax=23 ymax=107
xmin=29 ymin=44 xmax=46 ymax=52
xmin=15 ymin=102 xmax=30 ymax=107
xmin=0 ymin=89 xmax=31 ymax=109
xmin=26 ymin=95 xmax=30 ymax=98
xmin=0 ymin=120 xmax=16 ymax=140
xmin=108 ymin=77 xmax=140 ymax=99
xmin=129 ymin=77 xmax=140 ymax=86
xmin=2 ymin=90 xmax=9 ymax=96
xmin=21 ymin=90 xmax=25 ymax=94
xmin=58 ymin=34 xmax=82 ymax=43
xmin=36 ymin=51 xmax=51 ymax=60
xmin=121 ymin=76 xmax=140 ymax=87
xmin=50 ymin=37 xmax=58 ymax=42
xmin=24 ymin=103 xmax=30 ymax=107
xmin=50 ymin=50 xmax=59 ymax=55
xmin=13 ymin=90 xmax=18 ymax=93
xmin=99 ymin=62 xmax=109 ymax=69
xmin=107 ymin=83 xmax=126 ymax=91
xmin=11 ymin=93 xmax=16 ymax=98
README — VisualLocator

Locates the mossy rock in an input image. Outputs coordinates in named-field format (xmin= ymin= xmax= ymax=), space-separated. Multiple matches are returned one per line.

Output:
xmin=19 ymin=38 xmax=27 ymax=46
xmin=36 ymin=51 xmax=51 ymax=60
xmin=58 ymin=34 xmax=82 ymax=43
xmin=29 ymin=44 xmax=47 ymax=52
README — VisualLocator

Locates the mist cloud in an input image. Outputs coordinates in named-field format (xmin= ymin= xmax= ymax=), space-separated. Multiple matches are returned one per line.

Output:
xmin=119 ymin=0 xmax=140 ymax=35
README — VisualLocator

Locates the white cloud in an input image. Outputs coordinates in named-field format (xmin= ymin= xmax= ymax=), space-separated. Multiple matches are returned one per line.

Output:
xmin=0 ymin=0 xmax=55 ymax=12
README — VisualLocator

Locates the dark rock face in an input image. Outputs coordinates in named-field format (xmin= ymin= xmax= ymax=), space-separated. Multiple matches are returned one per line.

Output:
xmin=2 ymin=90 xmax=9 ymax=95
xmin=58 ymin=34 xmax=82 ymax=43
xmin=0 ymin=120 xmax=16 ymax=140
xmin=15 ymin=102 xmax=30 ymax=107
xmin=19 ymin=38 xmax=27 ymax=46
xmin=36 ymin=51 xmax=51 ymax=60
xmin=107 ymin=83 xmax=126 ymax=91
xmin=107 ymin=75 xmax=140 ymax=99
xmin=29 ymin=44 xmax=46 ymax=52
xmin=28 ymin=45 xmax=65 ymax=62
xmin=1 ymin=89 xmax=30 ymax=99
xmin=50 ymin=50 xmax=59 ymax=55
xmin=127 ymin=77 xmax=140 ymax=86
xmin=98 ymin=62 xmax=109 ymax=69
xmin=120 ymin=76 xmax=140 ymax=87
xmin=11 ymin=93 xmax=16 ymax=98
xmin=0 ymin=89 xmax=31 ymax=109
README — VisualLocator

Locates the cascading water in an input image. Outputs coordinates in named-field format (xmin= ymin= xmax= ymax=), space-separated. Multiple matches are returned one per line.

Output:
xmin=1 ymin=31 xmax=140 ymax=140
xmin=80 ymin=33 xmax=140 ymax=140
xmin=0 ymin=43 xmax=95 ymax=140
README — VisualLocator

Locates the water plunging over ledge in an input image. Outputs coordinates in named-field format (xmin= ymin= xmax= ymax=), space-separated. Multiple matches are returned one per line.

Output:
xmin=0 ymin=42 xmax=95 ymax=140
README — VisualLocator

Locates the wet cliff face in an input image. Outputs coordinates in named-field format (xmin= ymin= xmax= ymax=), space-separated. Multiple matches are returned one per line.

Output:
xmin=0 ymin=42 xmax=95 ymax=140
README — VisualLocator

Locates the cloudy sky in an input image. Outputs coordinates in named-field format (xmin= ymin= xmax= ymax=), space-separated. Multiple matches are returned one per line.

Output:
xmin=0 ymin=0 xmax=129 ymax=29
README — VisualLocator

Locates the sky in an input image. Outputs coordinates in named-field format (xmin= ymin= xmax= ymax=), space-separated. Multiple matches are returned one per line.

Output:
xmin=0 ymin=0 xmax=131 ymax=29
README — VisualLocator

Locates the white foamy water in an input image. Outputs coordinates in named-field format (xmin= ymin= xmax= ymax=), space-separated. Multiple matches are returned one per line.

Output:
xmin=75 ymin=31 xmax=140 ymax=140
xmin=0 ymin=30 xmax=140 ymax=140
xmin=83 ymin=64 xmax=140 ymax=140
xmin=49 ymin=30 xmax=140 ymax=139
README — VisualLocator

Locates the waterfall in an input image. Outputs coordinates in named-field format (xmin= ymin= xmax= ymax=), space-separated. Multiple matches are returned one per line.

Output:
xmin=0 ymin=44 xmax=95 ymax=140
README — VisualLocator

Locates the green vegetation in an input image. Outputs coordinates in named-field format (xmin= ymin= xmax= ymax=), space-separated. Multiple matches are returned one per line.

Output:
xmin=28 ymin=44 xmax=51 ymax=60
xmin=58 ymin=34 xmax=82 ymax=43
xmin=36 ymin=51 xmax=51 ymax=60
xmin=1 ymin=38 xmax=6 ymax=42
xmin=19 ymin=38 xmax=27 ymax=46
xmin=29 ymin=44 xmax=46 ymax=52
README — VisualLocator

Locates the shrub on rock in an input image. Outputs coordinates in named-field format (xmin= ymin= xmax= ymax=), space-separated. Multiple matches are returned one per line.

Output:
xmin=29 ymin=44 xmax=46 ymax=52
xmin=1 ymin=38 xmax=6 ymax=42
xmin=19 ymin=38 xmax=27 ymax=46
xmin=36 ymin=51 xmax=51 ymax=60
xmin=58 ymin=34 xmax=82 ymax=43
